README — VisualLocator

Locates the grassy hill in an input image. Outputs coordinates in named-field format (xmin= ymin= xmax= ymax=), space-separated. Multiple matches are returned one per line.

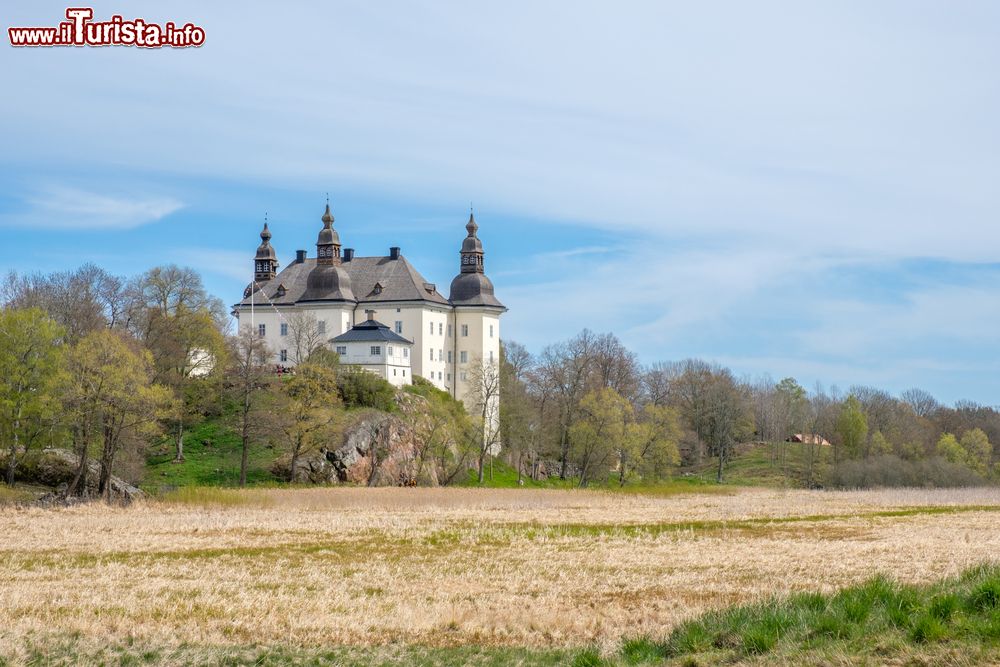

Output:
xmin=681 ymin=441 xmax=832 ymax=488
xmin=143 ymin=419 xmax=280 ymax=492
xmin=142 ymin=416 xmax=830 ymax=494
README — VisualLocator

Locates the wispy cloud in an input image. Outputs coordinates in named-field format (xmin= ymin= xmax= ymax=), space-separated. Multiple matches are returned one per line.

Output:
xmin=3 ymin=186 xmax=183 ymax=230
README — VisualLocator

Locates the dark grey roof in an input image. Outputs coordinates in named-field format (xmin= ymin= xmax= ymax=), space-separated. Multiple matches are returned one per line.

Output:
xmin=255 ymin=223 xmax=277 ymax=260
xmin=234 ymin=254 xmax=451 ymax=307
xmin=300 ymin=264 xmax=354 ymax=302
xmin=331 ymin=319 xmax=413 ymax=344
xmin=448 ymin=272 xmax=505 ymax=308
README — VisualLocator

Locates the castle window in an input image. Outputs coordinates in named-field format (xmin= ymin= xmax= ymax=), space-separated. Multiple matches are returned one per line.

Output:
xmin=336 ymin=346 xmax=347 ymax=355
xmin=460 ymin=372 xmax=467 ymax=382
xmin=370 ymin=346 xmax=381 ymax=356
xmin=395 ymin=321 xmax=403 ymax=334
xmin=279 ymin=349 xmax=287 ymax=362
xmin=393 ymin=368 xmax=397 ymax=377
xmin=403 ymin=370 xmax=406 ymax=377
xmin=489 ymin=324 xmax=494 ymax=338
xmin=280 ymin=323 xmax=288 ymax=336
xmin=373 ymin=282 xmax=383 ymax=295
xmin=438 ymin=323 xmax=443 ymax=335
xmin=387 ymin=346 xmax=393 ymax=356
xmin=460 ymin=351 xmax=468 ymax=364
xmin=429 ymin=322 xmax=434 ymax=335
xmin=317 ymin=320 xmax=326 ymax=335
xmin=403 ymin=348 xmax=408 ymax=359
xmin=489 ymin=351 xmax=494 ymax=363
xmin=429 ymin=349 xmax=434 ymax=361
xmin=258 ymin=324 xmax=266 ymax=337
xmin=447 ymin=351 xmax=452 ymax=363
xmin=461 ymin=324 xmax=468 ymax=337
xmin=439 ymin=349 xmax=443 ymax=362
xmin=447 ymin=325 xmax=452 ymax=337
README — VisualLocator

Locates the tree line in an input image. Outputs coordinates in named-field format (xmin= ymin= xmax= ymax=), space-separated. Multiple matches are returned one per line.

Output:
xmin=1 ymin=263 xmax=997 ymax=497
xmin=496 ymin=330 xmax=999 ymax=487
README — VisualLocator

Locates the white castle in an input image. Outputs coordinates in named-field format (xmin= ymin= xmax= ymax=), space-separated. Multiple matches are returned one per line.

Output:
xmin=233 ymin=203 xmax=505 ymax=414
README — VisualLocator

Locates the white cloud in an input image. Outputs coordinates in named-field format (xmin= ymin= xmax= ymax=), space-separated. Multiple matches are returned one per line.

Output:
xmin=4 ymin=186 xmax=183 ymax=230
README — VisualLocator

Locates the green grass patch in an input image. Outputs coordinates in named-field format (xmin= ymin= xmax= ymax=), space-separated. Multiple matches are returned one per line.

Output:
xmin=0 ymin=483 xmax=46 ymax=505
xmin=636 ymin=563 xmax=1000 ymax=664
xmin=143 ymin=419 xmax=281 ymax=492
xmin=682 ymin=441 xmax=831 ymax=488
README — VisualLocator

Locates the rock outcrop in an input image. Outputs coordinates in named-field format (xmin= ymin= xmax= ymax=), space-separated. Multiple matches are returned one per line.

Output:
xmin=271 ymin=392 xmax=452 ymax=486
xmin=13 ymin=448 xmax=145 ymax=503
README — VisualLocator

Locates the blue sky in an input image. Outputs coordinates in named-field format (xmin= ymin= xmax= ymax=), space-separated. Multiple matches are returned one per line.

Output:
xmin=2 ymin=1 xmax=999 ymax=404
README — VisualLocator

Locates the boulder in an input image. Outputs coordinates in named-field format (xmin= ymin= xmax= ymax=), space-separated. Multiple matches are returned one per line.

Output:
xmin=14 ymin=448 xmax=145 ymax=503
xmin=270 ymin=448 xmax=340 ymax=485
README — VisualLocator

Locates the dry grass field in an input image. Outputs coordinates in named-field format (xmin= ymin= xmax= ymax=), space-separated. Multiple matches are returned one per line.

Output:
xmin=2 ymin=486 xmax=1000 ymax=664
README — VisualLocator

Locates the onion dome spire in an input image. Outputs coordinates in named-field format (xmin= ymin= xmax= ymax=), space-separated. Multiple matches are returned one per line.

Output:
xmin=449 ymin=209 xmax=503 ymax=308
xmin=316 ymin=199 xmax=342 ymax=265
xmin=460 ymin=210 xmax=484 ymax=273
xmin=254 ymin=217 xmax=278 ymax=282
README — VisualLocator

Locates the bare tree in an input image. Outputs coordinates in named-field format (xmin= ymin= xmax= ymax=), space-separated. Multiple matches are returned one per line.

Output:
xmin=901 ymin=388 xmax=939 ymax=419
xmin=286 ymin=311 xmax=325 ymax=364
xmin=466 ymin=356 xmax=502 ymax=484
xmin=536 ymin=330 xmax=596 ymax=478
xmin=226 ymin=326 xmax=276 ymax=486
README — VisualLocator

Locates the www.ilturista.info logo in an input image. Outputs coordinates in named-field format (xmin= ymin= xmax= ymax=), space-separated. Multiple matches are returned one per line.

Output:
xmin=8 ymin=8 xmax=205 ymax=48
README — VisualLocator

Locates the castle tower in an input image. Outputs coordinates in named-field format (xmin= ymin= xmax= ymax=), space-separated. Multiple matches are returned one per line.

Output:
xmin=254 ymin=221 xmax=278 ymax=282
xmin=316 ymin=202 xmax=342 ymax=265
xmin=448 ymin=211 xmax=506 ymax=422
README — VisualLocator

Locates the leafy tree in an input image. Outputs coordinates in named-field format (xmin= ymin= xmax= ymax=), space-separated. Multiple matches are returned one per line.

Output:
xmin=569 ymin=388 xmax=630 ymax=487
xmin=869 ymin=430 xmax=892 ymax=457
xmin=63 ymin=330 xmax=171 ymax=500
xmin=960 ymin=428 xmax=992 ymax=475
xmin=279 ymin=363 xmax=340 ymax=481
xmin=0 ymin=308 xmax=66 ymax=485
xmin=936 ymin=433 xmax=968 ymax=467
xmin=835 ymin=396 xmax=869 ymax=461
xmin=630 ymin=404 xmax=682 ymax=482
xmin=405 ymin=377 xmax=474 ymax=485
xmin=128 ymin=267 xmax=227 ymax=463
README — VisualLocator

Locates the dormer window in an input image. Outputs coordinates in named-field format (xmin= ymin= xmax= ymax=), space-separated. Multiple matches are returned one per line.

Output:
xmin=276 ymin=284 xmax=286 ymax=297
xmin=373 ymin=282 xmax=383 ymax=295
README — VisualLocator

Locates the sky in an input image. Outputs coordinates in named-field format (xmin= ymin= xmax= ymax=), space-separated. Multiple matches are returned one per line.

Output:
xmin=2 ymin=1 xmax=999 ymax=405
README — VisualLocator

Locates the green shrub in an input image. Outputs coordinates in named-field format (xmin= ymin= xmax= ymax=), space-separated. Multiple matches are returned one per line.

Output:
xmin=336 ymin=367 xmax=396 ymax=411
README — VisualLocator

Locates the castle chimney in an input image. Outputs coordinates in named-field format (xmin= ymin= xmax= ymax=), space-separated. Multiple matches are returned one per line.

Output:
xmin=365 ymin=309 xmax=375 ymax=322
xmin=389 ymin=246 xmax=401 ymax=260
xmin=295 ymin=249 xmax=306 ymax=263
xmin=344 ymin=248 xmax=355 ymax=262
